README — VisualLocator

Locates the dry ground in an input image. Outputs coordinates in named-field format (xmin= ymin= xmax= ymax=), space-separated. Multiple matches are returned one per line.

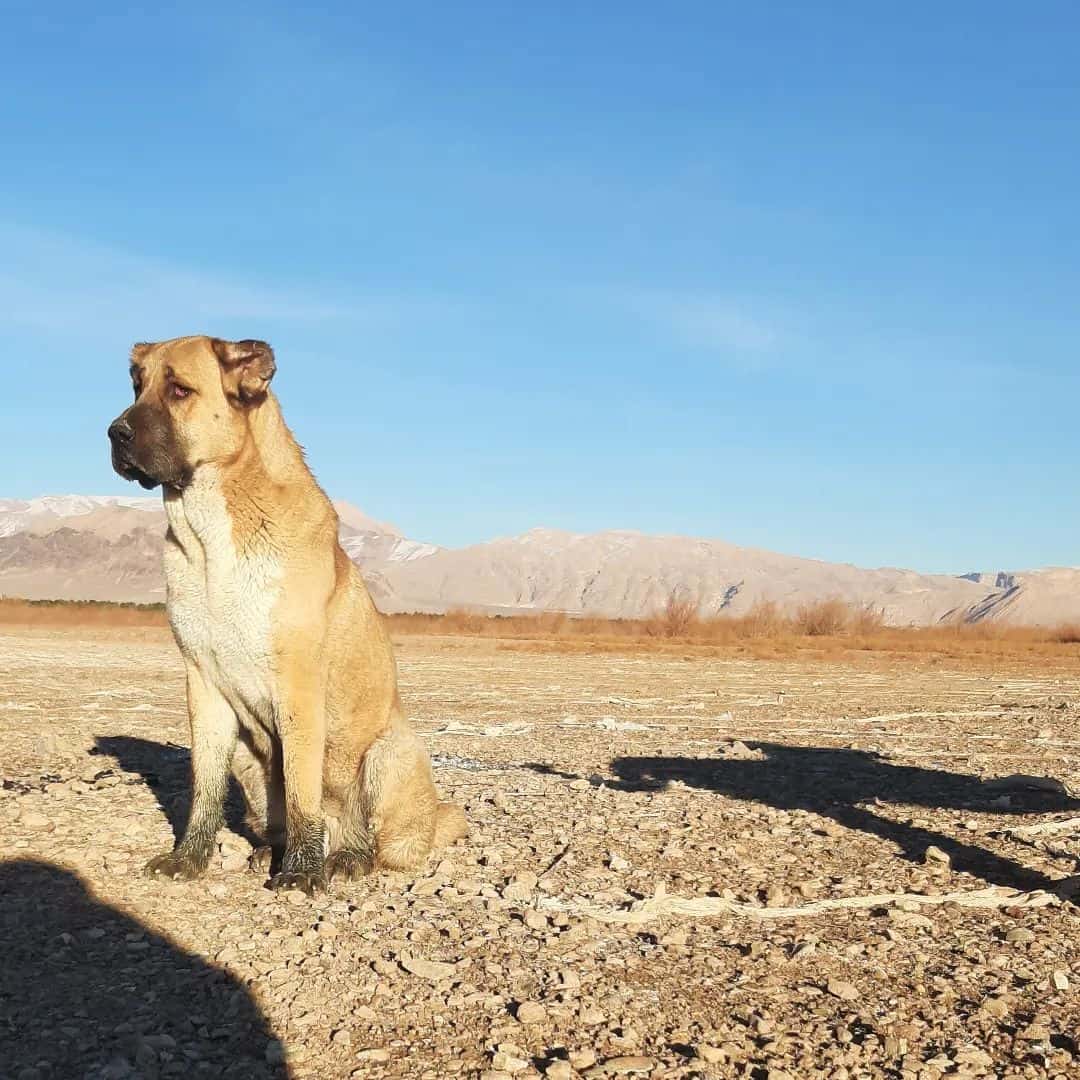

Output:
xmin=2 ymin=624 xmax=1079 ymax=1080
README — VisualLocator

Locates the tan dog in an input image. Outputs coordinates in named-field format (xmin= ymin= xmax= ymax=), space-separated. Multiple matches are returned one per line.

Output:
xmin=108 ymin=335 xmax=466 ymax=893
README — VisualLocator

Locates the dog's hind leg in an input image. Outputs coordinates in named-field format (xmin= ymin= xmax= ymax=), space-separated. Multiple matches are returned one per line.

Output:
xmin=324 ymin=778 xmax=376 ymax=882
xmin=361 ymin=721 xmax=467 ymax=873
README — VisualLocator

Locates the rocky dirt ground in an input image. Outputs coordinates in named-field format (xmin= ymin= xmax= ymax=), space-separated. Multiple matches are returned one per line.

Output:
xmin=1 ymin=625 xmax=1079 ymax=1080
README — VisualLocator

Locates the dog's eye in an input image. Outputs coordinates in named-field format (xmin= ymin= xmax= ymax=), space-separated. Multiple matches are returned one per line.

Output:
xmin=171 ymin=384 xmax=193 ymax=400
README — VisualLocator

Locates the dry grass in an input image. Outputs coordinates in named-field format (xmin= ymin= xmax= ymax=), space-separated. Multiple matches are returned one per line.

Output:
xmin=793 ymin=598 xmax=851 ymax=636
xmin=386 ymin=600 xmax=1080 ymax=665
xmin=5 ymin=596 xmax=1080 ymax=666
xmin=0 ymin=597 xmax=167 ymax=628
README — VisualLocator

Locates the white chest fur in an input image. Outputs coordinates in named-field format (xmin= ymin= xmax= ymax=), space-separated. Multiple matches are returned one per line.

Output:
xmin=163 ymin=476 xmax=282 ymax=724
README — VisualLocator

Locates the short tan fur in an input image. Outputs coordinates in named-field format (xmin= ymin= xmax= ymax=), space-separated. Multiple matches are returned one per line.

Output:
xmin=109 ymin=335 xmax=467 ymax=893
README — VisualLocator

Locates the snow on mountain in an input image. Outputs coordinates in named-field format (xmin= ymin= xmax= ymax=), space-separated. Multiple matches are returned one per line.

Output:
xmin=0 ymin=495 xmax=161 ymax=537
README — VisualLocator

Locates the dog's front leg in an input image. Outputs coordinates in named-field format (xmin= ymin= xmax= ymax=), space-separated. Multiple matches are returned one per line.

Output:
xmin=145 ymin=665 xmax=237 ymax=881
xmin=269 ymin=669 xmax=327 ymax=895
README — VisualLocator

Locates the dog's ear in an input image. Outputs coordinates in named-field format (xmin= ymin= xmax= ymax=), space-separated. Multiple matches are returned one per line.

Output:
xmin=211 ymin=338 xmax=276 ymax=405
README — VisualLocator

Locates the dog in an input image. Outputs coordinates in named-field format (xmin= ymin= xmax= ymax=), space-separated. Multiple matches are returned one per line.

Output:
xmin=108 ymin=335 xmax=467 ymax=893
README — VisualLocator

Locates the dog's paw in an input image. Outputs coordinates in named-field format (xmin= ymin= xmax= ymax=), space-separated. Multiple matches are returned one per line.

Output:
xmin=325 ymin=850 xmax=373 ymax=883
xmin=144 ymin=850 xmax=206 ymax=881
xmin=248 ymin=846 xmax=275 ymax=875
xmin=269 ymin=871 xmax=326 ymax=896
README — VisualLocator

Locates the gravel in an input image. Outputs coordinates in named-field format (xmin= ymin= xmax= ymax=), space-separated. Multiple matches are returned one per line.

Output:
xmin=1 ymin=626 xmax=1079 ymax=1078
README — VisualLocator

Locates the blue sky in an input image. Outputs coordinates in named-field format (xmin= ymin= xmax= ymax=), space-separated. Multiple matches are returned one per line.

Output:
xmin=1 ymin=3 xmax=1078 ymax=572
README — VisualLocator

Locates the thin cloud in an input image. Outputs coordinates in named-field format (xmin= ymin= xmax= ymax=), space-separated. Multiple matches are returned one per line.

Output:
xmin=0 ymin=223 xmax=433 ymax=340
xmin=621 ymin=288 xmax=780 ymax=357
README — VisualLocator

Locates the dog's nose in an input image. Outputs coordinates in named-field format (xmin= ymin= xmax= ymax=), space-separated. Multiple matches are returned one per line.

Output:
xmin=108 ymin=416 xmax=134 ymax=444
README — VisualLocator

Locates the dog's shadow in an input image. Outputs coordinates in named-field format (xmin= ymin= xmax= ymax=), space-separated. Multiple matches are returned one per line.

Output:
xmin=529 ymin=743 xmax=1080 ymax=895
xmin=94 ymin=735 xmax=260 ymax=848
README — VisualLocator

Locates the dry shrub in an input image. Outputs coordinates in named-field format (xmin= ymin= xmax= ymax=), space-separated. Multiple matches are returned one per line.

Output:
xmin=735 ymin=600 xmax=786 ymax=638
xmin=849 ymin=603 xmax=886 ymax=635
xmin=793 ymin=597 xmax=850 ymax=636
xmin=439 ymin=607 xmax=488 ymax=635
xmin=655 ymin=589 xmax=700 ymax=638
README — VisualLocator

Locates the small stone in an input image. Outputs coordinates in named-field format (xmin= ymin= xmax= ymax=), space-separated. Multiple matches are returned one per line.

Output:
xmin=608 ymin=853 xmax=630 ymax=872
xmin=21 ymin=811 xmax=50 ymax=830
xmin=206 ymin=883 xmax=228 ymax=899
xmin=317 ymin=920 xmax=339 ymax=937
xmin=400 ymin=955 xmax=458 ymax=982
xmin=954 ymin=1048 xmax=993 ymax=1067
xmin=1052 ymin=969 xmax=1069 ymax=990
xmin=286 ymin=889 xmax=308 ymax=906
xmin=594 ymin=1057 xmax=655 ymax=1075
xmin=516 ymin=1000 xmax=548 ymax=1024
xmin=826 ymin=979 xmax=860 ymax=1001
xmin=356 ymin=1048 xmax=391 ymax=1062
xmin=545 ymin=1061 xmax=574 ymax=1079
xmin=978 ymin=996 xmax=1009 ymax=1019
xmin=888 ymin=909 xmax=933 ymax=930
xmin=923 ymin=846 xmax=951 ymax=868
xmin=492 ymin=1051 xmax=529 ymax=1072
xmin=697 ymin=1045 xmax=724 ymax=1064
xmin=265 ymin=1040 xmax=286 ymax=1065
xmin=524 ymin=909 xmax=549 ymax=931
xmin=764 ymin=885 xmax=788 ymax=908
xmin=1005 ymin=928 xmax=1035 ymax=944
xmin=331 ymin=1028 xmax=351 ymax=1046
xmin=570 ymin=1050 xmax=597 ymax=1070
xmin=579 ymin=1006 xmax=605 ymax=1026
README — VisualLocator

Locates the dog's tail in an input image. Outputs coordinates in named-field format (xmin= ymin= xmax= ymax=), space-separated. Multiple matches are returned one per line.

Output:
xmin=434 ymin=802 xmax=469 ymax=848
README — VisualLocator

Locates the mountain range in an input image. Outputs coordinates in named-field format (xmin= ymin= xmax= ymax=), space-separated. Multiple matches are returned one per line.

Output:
xmin=1 ymin=495 xmax=1077 ymax=625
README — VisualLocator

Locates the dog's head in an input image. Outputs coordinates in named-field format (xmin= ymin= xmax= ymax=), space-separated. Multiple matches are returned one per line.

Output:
xmin=108 ymin=336 xmax=276 ymax=491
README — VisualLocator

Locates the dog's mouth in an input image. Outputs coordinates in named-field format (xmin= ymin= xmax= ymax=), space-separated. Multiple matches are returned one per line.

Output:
xmin=120 ymin=462 xmax=161 ymax=490
xmin=112 ymin=449 xmax=162 ymax=491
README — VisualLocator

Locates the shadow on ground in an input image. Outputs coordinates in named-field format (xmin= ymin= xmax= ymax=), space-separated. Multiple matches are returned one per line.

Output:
xmin=0 ymin=858 xmax=287 ymax=1077
xmin=95 ymin=735 xmax=259 ymax=848
xmin=531 ymin=743 xmax=1080 ymax=894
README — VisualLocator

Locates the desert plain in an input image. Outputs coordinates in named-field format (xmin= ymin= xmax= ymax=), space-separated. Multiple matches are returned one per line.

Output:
xmin=2 ymin=620 xmax=1079 ymax=1080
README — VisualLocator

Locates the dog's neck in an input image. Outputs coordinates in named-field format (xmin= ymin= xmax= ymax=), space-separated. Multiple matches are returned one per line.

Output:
xmin=233 ymin=393 xmax=307 ymax=483
xmin=165 ymin=394 xmax=329 ymax=551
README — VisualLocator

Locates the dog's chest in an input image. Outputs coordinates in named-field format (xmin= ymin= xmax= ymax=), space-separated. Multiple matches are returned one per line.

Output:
xmin=163 ymin=485 xmax=281 ymax=718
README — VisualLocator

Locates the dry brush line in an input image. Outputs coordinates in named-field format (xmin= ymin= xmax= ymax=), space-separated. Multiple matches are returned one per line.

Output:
xmin=540 ymin=884 xmax=1060 ymax=925
xmin=385 ymin=597 xmax=1080 ymax=662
